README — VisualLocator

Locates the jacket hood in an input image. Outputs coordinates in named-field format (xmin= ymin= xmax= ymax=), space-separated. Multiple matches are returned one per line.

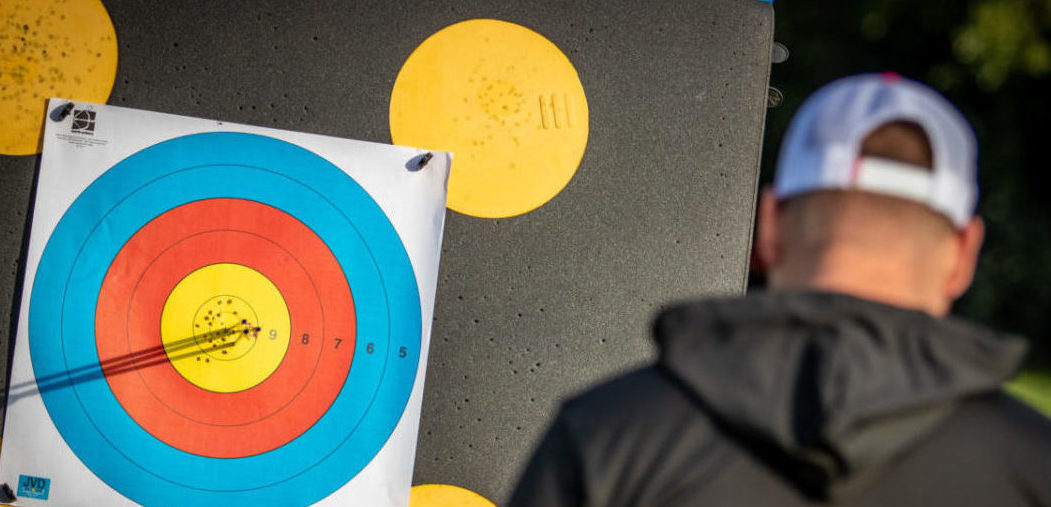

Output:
xmin=654 ymin=291 xmax=1027 ymax=500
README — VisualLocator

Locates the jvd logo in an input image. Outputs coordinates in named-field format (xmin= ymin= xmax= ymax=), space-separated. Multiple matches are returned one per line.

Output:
xmin=17 ymin=474 xmax=50 ymax=500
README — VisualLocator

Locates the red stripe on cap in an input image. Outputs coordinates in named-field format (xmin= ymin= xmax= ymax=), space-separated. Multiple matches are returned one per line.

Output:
xmin=850 ymin=157 xmax=862 ymax=185
xmin=880 ymin=71 xmax=902 ymax=82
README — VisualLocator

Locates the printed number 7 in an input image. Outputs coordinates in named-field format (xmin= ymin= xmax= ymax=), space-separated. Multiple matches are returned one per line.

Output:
xmin=334 ymin=337 xmax=342 ymax=349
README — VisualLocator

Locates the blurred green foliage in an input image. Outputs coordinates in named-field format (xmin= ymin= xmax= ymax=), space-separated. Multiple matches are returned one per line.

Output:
xmin=1006 ymin=369 xmax=1051 ymax=416
xmin=762 ymin=0 xmax=1051 ymax=367
xmin=953 ymin=0 xmax=1051 ymax=90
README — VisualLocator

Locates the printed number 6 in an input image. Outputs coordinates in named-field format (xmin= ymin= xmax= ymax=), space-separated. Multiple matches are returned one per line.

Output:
xmin=366 ymin=342 xmax=375 ymax=354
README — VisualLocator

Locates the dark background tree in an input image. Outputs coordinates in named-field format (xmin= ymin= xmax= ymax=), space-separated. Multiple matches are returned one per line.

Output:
xmin=757 ymin=0 xmax=1051 ymax=367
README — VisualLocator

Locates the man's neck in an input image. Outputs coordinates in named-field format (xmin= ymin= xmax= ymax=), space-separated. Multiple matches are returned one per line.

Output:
xmin=771 ymin=247 xmax=950 ymax=316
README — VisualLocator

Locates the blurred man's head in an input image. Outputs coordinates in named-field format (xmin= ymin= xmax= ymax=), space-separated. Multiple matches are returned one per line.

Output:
xmin=757 ymin=74 xmax=984 ymax=316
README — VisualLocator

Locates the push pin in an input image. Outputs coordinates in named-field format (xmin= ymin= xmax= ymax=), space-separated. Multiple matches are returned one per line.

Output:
xmin=50 ymin=102 xmax=75 ymax=122
xmin=767 ymin=87 xmax=784 ymax=108
xmin=416 ymin=152 xmax=434 ymax=170
xmin=772 ymin=41 xmax=789 ymax=64
xmin=0 ymin=482 xmax=15 ymax=502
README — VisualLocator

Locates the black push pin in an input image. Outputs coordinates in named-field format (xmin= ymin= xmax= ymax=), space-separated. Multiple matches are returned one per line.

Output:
xmin=0 ymin=482 xmax=15 ymax=502
xmin=50 ymin=101 xmax=75 ymax=122
xmin=416 ymin=152 xmax=434 ymax=170
xmin=405 ymin=152 xmax=435 ymax=172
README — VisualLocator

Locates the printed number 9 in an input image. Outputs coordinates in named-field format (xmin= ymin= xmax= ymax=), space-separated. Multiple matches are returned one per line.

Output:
xmin=268 ymin=329 xmax=277 ymax=340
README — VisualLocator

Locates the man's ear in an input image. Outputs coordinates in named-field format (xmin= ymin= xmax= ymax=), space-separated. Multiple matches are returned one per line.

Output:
xmin=756 ymin=187 xmax=783 ymax=273
xmin=945 ymin=216 xmax=985 ymax=300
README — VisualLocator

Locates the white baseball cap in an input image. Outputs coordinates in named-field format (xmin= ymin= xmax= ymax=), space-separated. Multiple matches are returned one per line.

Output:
xmin=774 ymin=73 xmax=978 ymax=228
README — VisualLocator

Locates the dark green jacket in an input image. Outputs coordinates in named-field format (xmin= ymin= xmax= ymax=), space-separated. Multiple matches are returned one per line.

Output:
xmin=509 ymin=292 xmax=1051 ymax=506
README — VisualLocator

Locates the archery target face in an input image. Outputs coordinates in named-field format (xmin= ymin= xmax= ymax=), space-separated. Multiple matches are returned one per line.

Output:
xmin=28 ymin=132 xmax=422 ymax=504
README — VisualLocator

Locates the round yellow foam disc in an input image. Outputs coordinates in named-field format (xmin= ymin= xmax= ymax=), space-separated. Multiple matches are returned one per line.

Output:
xmin=161 ymin=264 xmax=291 ymax=393
xmin=390 ymin=19 xmax=589 ymax=218
xmin=409 ymin=484 xmax=497 ymax=507
xmin=0 ymin=0 xmax=118 ymax=155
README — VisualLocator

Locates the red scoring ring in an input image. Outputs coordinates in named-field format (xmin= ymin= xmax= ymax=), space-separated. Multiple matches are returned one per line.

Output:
xmin=96 ymin=199 xmax=356 ymax=458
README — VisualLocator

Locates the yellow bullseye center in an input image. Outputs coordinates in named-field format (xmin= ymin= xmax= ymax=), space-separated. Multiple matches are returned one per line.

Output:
xmin=192 ymin=295 xmax=259 ymax=361
xmin=161 ymin=263 xmax=291 ymax=393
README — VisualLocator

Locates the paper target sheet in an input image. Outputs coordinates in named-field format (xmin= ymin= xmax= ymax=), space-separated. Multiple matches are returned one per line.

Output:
xmin=0 ymin=99 xmax=451 ymax=506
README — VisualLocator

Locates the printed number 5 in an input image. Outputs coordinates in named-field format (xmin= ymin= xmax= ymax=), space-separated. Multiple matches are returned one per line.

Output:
xmin=399 ymin=346 xmax=407 ymax=358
